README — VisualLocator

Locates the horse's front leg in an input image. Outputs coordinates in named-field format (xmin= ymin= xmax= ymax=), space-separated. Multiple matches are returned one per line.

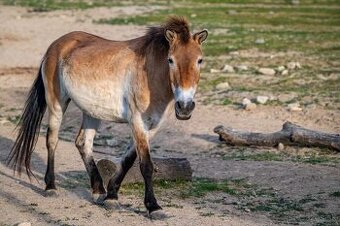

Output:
xmin=132 ymin=120 xmax=162 ymax=213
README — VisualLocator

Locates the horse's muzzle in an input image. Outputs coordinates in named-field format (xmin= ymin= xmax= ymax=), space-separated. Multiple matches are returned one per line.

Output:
xmin=175 ymin=101 xmax=195 ymax=120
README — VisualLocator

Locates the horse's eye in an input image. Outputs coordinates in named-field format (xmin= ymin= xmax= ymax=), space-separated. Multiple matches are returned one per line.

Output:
xmin=198 ymin=58 xmax=203 ymax=64
xmin=168 ymin=58 xmax=174 ymax=64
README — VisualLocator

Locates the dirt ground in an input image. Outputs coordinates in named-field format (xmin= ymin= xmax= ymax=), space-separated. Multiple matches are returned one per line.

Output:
xmin=0 ymin=5 xmax=339 ymax=226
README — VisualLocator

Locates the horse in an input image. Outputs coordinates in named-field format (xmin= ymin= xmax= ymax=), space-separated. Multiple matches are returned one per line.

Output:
xmin=7 ymin=16 xmax=208 ymax=213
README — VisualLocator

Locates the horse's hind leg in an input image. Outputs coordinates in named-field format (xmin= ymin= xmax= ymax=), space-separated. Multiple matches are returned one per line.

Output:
xmin=45 ymin=99 xmax=70 ymax=191
xmin=75 ymin=114 xmax=106 ymax=202
xmin=106 ymin=142 xmax=137 ymax=199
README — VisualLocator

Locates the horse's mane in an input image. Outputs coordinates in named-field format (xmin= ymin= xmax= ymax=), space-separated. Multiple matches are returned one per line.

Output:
xmin=138 ymin=16 xmax=191 ymax=56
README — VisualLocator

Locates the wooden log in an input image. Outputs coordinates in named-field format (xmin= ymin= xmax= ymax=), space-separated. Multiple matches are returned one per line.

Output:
xmin=97 ymin=157 xmax=192 ymax=187
xmin=214 ymin=121 xmax=340 ymax=151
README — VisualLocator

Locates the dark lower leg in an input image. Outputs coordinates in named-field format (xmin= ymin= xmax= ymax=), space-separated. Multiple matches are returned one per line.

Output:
xmin=45 ymin=128 xmax=57 ymax=190
xmin=106 ymin=146 xmax=137 ymax=199
xmin=76 ymin=121 xmax=106 ymax=195
xmin=83 ymin=156 xmax=106 ymax=194
xmin=140 ymin=154 xmax=161 ymax=213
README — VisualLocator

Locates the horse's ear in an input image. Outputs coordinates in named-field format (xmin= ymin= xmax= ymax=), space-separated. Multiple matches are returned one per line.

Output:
xmin=193 ymin=29 xmax=208 ymax=44
xmin=165 ymin=29 xmax=177 ymax=44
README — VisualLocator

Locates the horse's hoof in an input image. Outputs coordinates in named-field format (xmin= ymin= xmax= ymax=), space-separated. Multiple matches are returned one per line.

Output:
xmin=103 ymin=199 xmax=120 ymax=210
xmin=146 ymin=202 xmax=162 ymax=214
xmin=92 ymin=193 xmax=106 ymax=205
xmin=149 ymin=209 xmax=168 ymax=220
xmin=44 ymin=189 xmax=58 ymax=197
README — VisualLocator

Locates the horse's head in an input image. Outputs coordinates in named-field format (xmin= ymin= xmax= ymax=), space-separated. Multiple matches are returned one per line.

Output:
xmin=165 ymin=28 xmax=208 ymax=120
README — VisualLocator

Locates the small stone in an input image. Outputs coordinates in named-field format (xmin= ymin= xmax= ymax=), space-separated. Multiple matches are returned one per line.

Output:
xmin=210 ymin=68 xmax=221 ymax=73
xmin=244 ymin=208 xmax=251 ymax=212
xmin=306 ymin=104 xmax=317 ymax=110
xmin=221 ymin=64 xmax=235 ymax=73
xmin=287 ymin=62 xmax=301 ymax=70
xmin=291 ymin=0 xmax=300 ymax=5
xmin=245 ymin=103 xmax=257 ymax=111
xmin=235 ymin=65 xmax=248 ymax=71
xmin=16 ymin=223 xmax=31 ymax=226
xmin=281 ymin=69 xmax=289 ymax=76
xmin=229 ymin=51 xmax=239 ymax=56
xmin=277 ymin=66 xmax=285 ymax=72
xmin=215 ymin=82 xmax=231 ymax=91
xmin=242 ymin=98 xmax=252 ymax=106
xmin=256 ymin=96 xmax=269 ymax=104
xmin=190 ymin=13 xmax=197 ymax=18
xmin=228 ymin=10 xmax=237 ymax=15
xmin=257 ymin=68 xmax=276 ymax=76
xmin=278 ymin=93 xmax=296 ymax=103
xmin=287 ymin=102 xmax=302 ymax=111
xmin=269 ymin=95 xmax=277 ymax=101
xmin=278 ymin=143 xmax=284 ymax=150
xmin=255 ymin=38 xmax=265 ymax=44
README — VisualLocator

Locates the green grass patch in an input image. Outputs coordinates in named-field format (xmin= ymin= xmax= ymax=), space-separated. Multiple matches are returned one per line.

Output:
xmin=7 ymin=115 xmax=21 ymax=125
xmin=330 ymin=191 xmax=340 ymax=197
xmin=1 ymin=0 xmax=169 ymax=11
xmin=95 ymin=1 xmax=340 ymax=57
xmin=222 ymin=150 xmax=340 ymax=165
xmin=120 ymin=177 xmax=258 ymax=199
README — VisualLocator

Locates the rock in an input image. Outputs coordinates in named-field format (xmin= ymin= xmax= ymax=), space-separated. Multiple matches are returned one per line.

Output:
xmin=245 ymin=103 xmax=257 ymax=111
xmin=229 ymin=51 xmax=239 ymax=56
xmin=257 ymin=68 xmax=276 ymax=76
xmin=215 ymin=82 xmax=230 ymax=91
xmin=235 ymin=65 xmax=248 ymax=71
xmin=287 ymin=61 xmax=301 ymax=70
xmin=242 ymin=98 xmax=252 ymax=106
xmin=228 ymin=10 xmax=237 ymax=15
xmin=276 ymin=66 xmax=285 ymax=72
xmin=16 ymin=223 xmax=31 ymax=226
xmin=244 ymin=208 xmax=251 ymax=212
xmin=256 ymin=96 xmax=269 ymax=104
xmin=291 ymin=0 xmax=300 ymax=5
xmin=281 ymin=69 xmax=289 ymax=76
xmin=278 ymin=143 xmax=284 ymax=151
xmin=210 ymin=68 xmax=220 ymax=73
xmin=255 ymin=38 xmax=265 ymax=44
xmin=221 ymin=64 xmax=235 ymax=73
xmin=278 ymin=93 xmax=296 ymax=103
xmin=269 ymin=95 xmax=277 ymax=101
xmin=287 ymin=102 xmax=302 ymax=111
xmin=306 ymin=104 xmax=317 ymax=110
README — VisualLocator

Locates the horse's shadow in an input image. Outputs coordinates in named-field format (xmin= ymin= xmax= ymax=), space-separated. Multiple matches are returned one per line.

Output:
xmin=0 ymin=135 xmax=167 ymax=220
xmin=191 ymin=133 xmax=220 ymax=144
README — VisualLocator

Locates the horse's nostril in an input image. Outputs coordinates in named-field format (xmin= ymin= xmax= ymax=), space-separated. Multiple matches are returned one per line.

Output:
xmin=190 ymin=101 xmax=196 ymax=111
xmin=175 ymin=101 xmax=181 ymax=110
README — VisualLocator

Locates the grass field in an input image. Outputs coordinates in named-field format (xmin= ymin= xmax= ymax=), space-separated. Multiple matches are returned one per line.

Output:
xmin=3 ymin=0 xmax=339 ymax=108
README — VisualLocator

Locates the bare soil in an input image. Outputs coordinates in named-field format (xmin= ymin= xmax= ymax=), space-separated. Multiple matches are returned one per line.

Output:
xmin=0 ymin=6 xmax=339 ymax=226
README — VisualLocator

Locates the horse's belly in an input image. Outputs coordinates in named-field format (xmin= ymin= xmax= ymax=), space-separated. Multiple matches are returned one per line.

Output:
xmin=63 ymin=78 xmax=129 ymax=122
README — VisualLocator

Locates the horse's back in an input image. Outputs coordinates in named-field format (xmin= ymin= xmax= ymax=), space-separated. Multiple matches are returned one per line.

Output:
xmin=43 ymin=31 xmax=135 ymax=122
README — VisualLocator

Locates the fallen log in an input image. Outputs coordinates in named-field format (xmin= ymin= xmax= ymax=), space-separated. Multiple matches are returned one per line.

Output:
xmin=97 ymin=157 xmax=192 ymax=187
xmin=214 ymin=121 xmax=340 ymax=151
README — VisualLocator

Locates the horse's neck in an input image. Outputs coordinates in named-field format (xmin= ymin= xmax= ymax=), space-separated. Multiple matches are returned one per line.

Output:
xmin=148 ymin=62 xmax=173 ymax=104
xmin=143 ymin=51 xmax=173 ymax=113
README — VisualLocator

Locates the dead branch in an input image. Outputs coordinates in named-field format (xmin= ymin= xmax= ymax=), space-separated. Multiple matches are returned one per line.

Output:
xmin=214 ymin=121 xmax=340 ymax=151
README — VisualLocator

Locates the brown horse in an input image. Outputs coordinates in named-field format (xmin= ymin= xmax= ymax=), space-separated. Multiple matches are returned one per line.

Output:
xmin=7 ymin=17 xmax=208 ymax=213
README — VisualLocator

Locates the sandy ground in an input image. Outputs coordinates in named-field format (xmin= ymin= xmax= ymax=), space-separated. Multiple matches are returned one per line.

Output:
xmin=0 ymin=5 xmax=339 ymax=226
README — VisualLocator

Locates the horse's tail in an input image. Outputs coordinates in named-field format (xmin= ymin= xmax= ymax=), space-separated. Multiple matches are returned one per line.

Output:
xmin=7 ymin=65 xmax=47 ymax=179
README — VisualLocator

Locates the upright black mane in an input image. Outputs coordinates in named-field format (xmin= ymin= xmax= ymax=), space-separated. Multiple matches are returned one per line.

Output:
xmin=138 ymin=16 xmax=191 ymax=56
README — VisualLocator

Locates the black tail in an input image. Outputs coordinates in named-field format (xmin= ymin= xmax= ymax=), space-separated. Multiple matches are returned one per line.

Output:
xmin=7 ymin=66 xmax=47 ymax=179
